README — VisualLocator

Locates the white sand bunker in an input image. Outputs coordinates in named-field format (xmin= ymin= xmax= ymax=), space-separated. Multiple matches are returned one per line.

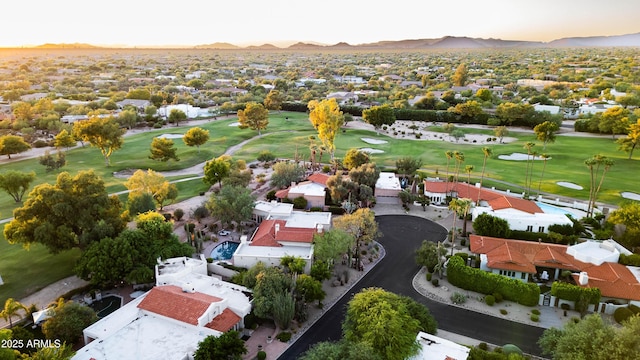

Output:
xmin=361 ymin=137 xmax=388 ymax=145
xmin=360 ymin=147 xmax=385 ymax=154
xmin=229 ymin=122 xmax=240 ymax=126
xmin=498 ymin=153 xmax=551 ymax=161
xmin=621 ymin=192 xmax=640 ymax=201
xmin=156 ymin=134 xmax=184 ymax=139
xmin=557 ymin=181 xmax=583 ymax=190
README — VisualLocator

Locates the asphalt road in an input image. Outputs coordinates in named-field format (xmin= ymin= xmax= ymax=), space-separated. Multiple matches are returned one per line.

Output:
xmin=278 ymin=215 xmax=545 ymax=359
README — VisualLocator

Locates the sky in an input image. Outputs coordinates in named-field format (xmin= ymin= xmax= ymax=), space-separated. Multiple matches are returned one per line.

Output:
xmin=4 ymin=0 xmax=640 ymax=47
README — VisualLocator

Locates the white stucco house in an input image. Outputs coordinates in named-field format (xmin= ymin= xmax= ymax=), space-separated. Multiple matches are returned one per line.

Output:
xmin=233 ymin=211 xmax=331 ymax=273
xmin=275 ymin=173 xmax=330 ymax=209
xmin=410 ymin=332 xmax=470 ymax=360
xmin=375 ymin=172 xmax=402 ymax=197
xmin=72 ymin=256 xmax=252 ymax=360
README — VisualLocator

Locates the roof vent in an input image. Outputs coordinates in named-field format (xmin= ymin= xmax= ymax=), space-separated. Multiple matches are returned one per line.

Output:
xmin=182 ymin=282 xmax=196 ymax=293
xmin=578 ymin=272 xmax=589 ymax=286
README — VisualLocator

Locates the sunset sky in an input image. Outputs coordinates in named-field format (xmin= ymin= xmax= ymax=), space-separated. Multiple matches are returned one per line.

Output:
xmin=5 ymin=0 xmax=640 ymax=47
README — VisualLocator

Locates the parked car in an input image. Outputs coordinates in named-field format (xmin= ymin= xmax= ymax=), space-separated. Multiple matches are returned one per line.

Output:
xmin=218 ymin=230 xmax=230 ymax=236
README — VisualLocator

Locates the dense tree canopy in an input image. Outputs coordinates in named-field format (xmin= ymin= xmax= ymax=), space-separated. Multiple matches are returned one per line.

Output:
xmin=4 ymin=170 xmax=125 ymax=253
xmin=42 ymin=299 xmax=98 ymax=345
xmin=343 ymin=288 xmax=421 ymax=360
xmin=149 ymin=137 xmax=179 ymax=162
xmin=168 ymin=108 xmax=187 ymax=126
xmin=0 ymin=170 xmax=35 ymax=203
xmin=182 ymin=127 xmax=210 ymax=153
xmin=238 ymin=102 xmax=269 ymax=136
xmin=342 ymin=148 xmax=370 ymax=170
xmin=269 ymin=161 xmax=305 ymax=189
xmin=205 ymin=185 xmax=255 ymax=228
xmin=124 ymin=169 xmax=178 ymax=210
xmin=0 ymin=135 xmax=31 ymax=159
xmin=194 ymin=331 xmax=247 ymax=360
xmin=203 ymin=155 xmax=232 ymax=188
xmin=534 ymin=120 xmax=560 ymax=150
xmin=72 ymin=115 xmax=124 ymax=166
xmin=362 ymin=104 xmax=396 ymax=132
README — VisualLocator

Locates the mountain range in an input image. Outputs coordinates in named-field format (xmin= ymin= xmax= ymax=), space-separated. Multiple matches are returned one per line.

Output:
xmin=28 ymin=32 xmax=640 ymax=50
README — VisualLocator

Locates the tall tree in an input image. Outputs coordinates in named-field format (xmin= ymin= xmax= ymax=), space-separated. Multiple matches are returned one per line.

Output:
xmin=478 ymin=147 xmax=492 ymax=202
xmin=444 ymin=150 xmax=453 ymax=185
xmin=343 ymin=148 xmax=370 ymax=170
xmin=42 ymin=299 xmax=98 ymax=345
xmin=534 ymin=121 xmax=560 ymax=150
xmin=342 ymin=288 xmax=421 ymax=360
xmin=523 ymin=142 xmax=536 ymax=196
xmin=203 ymin=155 xmax=232 ymax=188
xmin=0 ymin=298 xmax=27 ymax=328
xmin=585 ymin=155 xmax=614 ymax=217
xmin=0 ymin=170 xmax=35 ymax=203
xmin=269 ymin=161 xmax=305 ymax=189
xmin=300 ymin=340 xmax=382 ymax=360
xmin=238 ymin=102 xmax=269 ymax=136
xmin=537 ymin=153 xmax=550 ymax=196
xmin=182 ymin=127 xmax=210 ymax=153
xmin=53 ymin=129 xmax=76 ymax=150
xmin=194 ymin=331 xmax=247 ymax=360
xmin=124 ymin=169 xmax=178 ymax=210
xmin=453 ymin=151 xmax=465 ymax=184
xmin=263 ymin=89 xmax=284 ymax=112
xmin=617 ymin=118 xmax=640 ymax=159
xmin=149 ymin=137 xmax=179 ymax=162
xmin=599 ymin=106 xmax=630 ymax=139
xmin=464 ymin=164 xmax=474 ymax=186
xmin=0 ymin=135 xmax=31 ymax=159
xmin=72 ymin=115 xmax=124 ymax=166
xmin=333 ymin=208 xmax=379 ymax=268
xmin=308 ymin=98 xmax=344 ymax=160
xmin=448 ymin=197 xmax=471 ymax=253
xmin=4 ymin=170 xmax=125 ymax=253
xmin=168 ymin=108 xmax=187 ymax=127
xmin=348 ymin=162 xmax=380 ymax=189
xmin=396 ymin=157 xmax=423 ymax=192
xmin=313 ymin=229 xmax=354 ymax=263
xmin=205 ymin=185 xmax=255 ymax=228
xmin=451 ymin=63 xmax=468 ymax=86
xmin=362 ymin=104 xmax=396 ymax=134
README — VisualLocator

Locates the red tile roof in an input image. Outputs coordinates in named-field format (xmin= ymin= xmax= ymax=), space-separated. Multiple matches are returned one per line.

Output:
xmin=250 ymin=219 xmax=315 ymax=246
xmin=470 ymin=235 xmax=583 ymax=273
xmin=308 ymin=173 xmax=330 ymax=186
xmin=275 ymin=188 xmax=289 ymax=199
xmin=572 ymin=263 xmax=640 ymax=301
xmin=205 ymin=308 xmax=242 ymax=332
xmin=138 ymin=285 xmax=221 ymax=325
xmin=424 ymin=181 xmax=542 ymax=213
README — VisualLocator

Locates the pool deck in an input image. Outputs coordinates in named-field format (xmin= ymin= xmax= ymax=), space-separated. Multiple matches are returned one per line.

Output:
xmin=203 ymin=238 xmax=241 ymax=261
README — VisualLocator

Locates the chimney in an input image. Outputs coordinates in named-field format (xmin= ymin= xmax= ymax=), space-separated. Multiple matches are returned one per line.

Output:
xmin=578 ymin=272 xmax=589 ymax=286
xmin=275 ymin=223 xmax=280 ymax=234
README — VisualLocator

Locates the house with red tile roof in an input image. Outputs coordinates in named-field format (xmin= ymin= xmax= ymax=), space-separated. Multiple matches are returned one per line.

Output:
xmin=469 ymin=235 xmax=640 ymax=309
xmin=275 ymin=172 xmax=330 ymax=209
xmin=233 ymin=211 xmax=332 ymax=273
xmin=424 ymin=180 xmax=573 ymax=233
xmin=73 ymin=256 xmax=252 ymax=360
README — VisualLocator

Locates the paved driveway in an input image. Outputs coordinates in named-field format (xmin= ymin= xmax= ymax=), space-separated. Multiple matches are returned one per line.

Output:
xmin=278 ymin=215 xmax=545 ymax=359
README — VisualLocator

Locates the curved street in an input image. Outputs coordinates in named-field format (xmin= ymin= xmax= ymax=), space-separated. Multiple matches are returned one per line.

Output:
xmin=278 ymin=215 xmax=545 ymax=359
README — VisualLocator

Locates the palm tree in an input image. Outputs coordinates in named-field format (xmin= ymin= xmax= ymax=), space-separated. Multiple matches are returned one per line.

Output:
xmin=1 ymin=298 xmax=28 ymax=328
xmin=479 ymin=147 xmax=492 ymax=203
xmin=523 ymin=142 xmax=535 ymax=197
xmin=448 ymin=198 xmax=471 ymax=255
xmin=528 ymin=151 xmax=538 ymax=197
xmin=453 ymin=151 xmax=465 ymax=185
xmin=537 ymin=153 xmax=550 ymax=196
xmin=585 ymin=155 xmax=615 ymax=217
xmin=464 ymin=165 xmax=474 ymax=185
xmin=444 ymin=150 xmax=453 ymax=183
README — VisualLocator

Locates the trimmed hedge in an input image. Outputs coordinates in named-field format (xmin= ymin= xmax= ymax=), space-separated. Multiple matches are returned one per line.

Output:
xmin=551 ymin=281 xmax=601 ymax=304
xmin=614 ymin=307 xmax=634 ymax=324
xmin=447 ymin=256 xmax=539 ymax=306
xmin=620 ymin=253 xmax=640 ymax=266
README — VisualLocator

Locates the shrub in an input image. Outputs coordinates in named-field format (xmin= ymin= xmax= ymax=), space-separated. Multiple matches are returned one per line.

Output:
xmin=257 ymin=350 xmax=266 ymax=360
xmin=493 ymin=292 xmax=503 ymax=303
xmin=451 ymin=292 xmax=467 ymax=304
xmin=478 ymin=342 xmax=488 ymax=351
xmin=460 ymin=238 xmax=466 ymax=247
xmin=485 ymin=295 xmax=496 ymax=306
xmin=292 ymin=196 xmax=308 ymax=209
xmin=614 ymin=307 xmax=634 ymax=324
xmin=530 ymin=314 xmax=539 ymax=322
xmin=531 ymin=309 xmax=540 ymax=315
xmin=257 ymin=150 xmax=276 ymax=162
xmin=560 ymin=303 xmax=571 ymax=311
xmin=322 ymin=165 xmax=331 ymax=173
xmin=426 ymin=272 xmax=432 ymax=281
xmin=266 ymin=190 xmax=277 ymax=201
xmin=500 ymin=309 xmax=508 ymax=315
xmin=33 ymin=139 xmax=49 ymax=148
xmin=173 ymin=208 xmax=184 ymax=221
xmin=431 ymin=278 xmax=439 ymax=287
xmin=276 ymin=331 xmax=291 ymax=342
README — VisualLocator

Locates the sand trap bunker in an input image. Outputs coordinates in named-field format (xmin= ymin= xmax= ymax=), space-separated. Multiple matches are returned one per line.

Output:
xmin=621 ymin=192 xmax=640 ymax=201
xmin=228 ymin=122 xmax=240 ymax=126
xmin=557 ymin=181 xmax=583 ymax=190
xmin=498 ymin=153 xmax=550 ymax=161
xmin=156 ymin=134 xmax=184 ymax=139
xmin=361 ymin=137 xmax=388 ymax=145
xmin=360 ymin=147 xmax=385 ymax=154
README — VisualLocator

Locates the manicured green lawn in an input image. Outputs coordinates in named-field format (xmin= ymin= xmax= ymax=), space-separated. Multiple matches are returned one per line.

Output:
xmin=0 ymin=227 xmax=81 ymax=306
xmin=0 ymin=111 xmax=637 ymax=306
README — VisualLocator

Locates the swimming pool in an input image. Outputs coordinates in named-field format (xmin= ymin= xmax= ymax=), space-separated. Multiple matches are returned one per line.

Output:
xmin=89 ymin=295 xmax=123 ymax=318
xmin=536 ymin=202 xmax=575 ymax=216
xmin=210 ymin=241 xmax=239 ymax=260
